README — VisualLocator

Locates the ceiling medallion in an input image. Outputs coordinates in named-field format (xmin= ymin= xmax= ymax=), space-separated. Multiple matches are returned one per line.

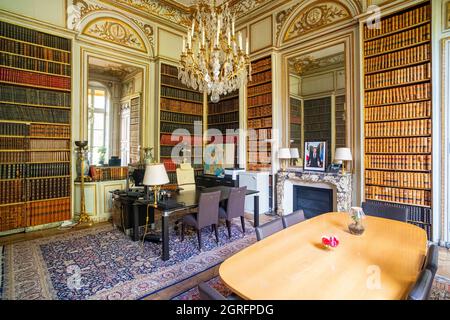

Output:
xmin=178 ymin=0 xmax=251 ymax=103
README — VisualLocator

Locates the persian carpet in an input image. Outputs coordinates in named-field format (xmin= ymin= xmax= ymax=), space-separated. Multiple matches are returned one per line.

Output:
xmin=0 ymin=221 xmax=256 ymax=300
xmin=173 ymin=275 xmax=450 ymax=300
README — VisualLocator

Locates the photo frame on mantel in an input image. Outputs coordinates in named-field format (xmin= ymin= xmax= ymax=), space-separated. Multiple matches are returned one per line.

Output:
xmin=304 ymin=141 xmax=326 ymax=172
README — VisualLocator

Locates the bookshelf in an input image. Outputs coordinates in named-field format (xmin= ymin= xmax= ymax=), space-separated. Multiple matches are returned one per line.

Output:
xmin=159 ymin=63 xmax=204 ymax=186
xmin=0 ymin=21 xmax=72 ymax=233
xmin=290 ymin=97 xmax=302 ymax=151
xmin=207 ymin=90 xmax=239 ymax=167
xmin=363 ymin=2 xmax=432 ymax=237
xmin=247 ymin=56 xmax=273 ymax=172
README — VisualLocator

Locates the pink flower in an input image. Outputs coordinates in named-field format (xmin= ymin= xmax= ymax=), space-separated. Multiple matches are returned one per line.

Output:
xmin=322 ymin=236 xmax=339 ymax=248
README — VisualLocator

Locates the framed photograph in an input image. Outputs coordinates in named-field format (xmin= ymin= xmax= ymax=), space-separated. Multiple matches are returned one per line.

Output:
xmin=304 ymin=141 xmax=327 ymax=172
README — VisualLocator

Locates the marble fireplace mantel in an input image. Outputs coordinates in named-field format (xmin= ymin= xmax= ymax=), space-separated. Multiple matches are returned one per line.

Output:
xmin=276 ymin=168 xmax=353 ymax=216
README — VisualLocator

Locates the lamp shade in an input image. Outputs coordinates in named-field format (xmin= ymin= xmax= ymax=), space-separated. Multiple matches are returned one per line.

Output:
xmin=334 ymin=148 xmax=353 ymax=161
xmin=143 ymin=163 xmax=170 ymax=186
xmin=278 ymin=148 xmax=292 ymax=159
xmin=290 ymin=148 xmax=300 ymax=159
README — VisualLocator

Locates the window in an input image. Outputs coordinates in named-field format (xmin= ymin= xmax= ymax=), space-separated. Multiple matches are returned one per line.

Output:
xmin=88 ymin=85 xmax=110 ymax=165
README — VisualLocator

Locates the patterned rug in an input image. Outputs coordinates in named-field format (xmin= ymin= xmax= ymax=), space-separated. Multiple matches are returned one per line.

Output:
xmin=0 ymin=221 xmax=256 ymax=300
xmin=173 ymin=275 xmax=450 ymax=300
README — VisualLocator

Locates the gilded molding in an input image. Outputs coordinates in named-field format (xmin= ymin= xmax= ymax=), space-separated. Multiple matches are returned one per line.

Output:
xmin=275 ymin=3 xmax=301 ymax=42
xmin=83 ymin=18 xmax=147 ymax=52
xmin=283 ymin=1 xmax=351 ymax=42
xmin=231 ymin=0 xmax=273 ymax=17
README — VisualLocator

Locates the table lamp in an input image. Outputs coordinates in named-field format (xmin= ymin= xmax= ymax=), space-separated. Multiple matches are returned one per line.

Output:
xmin=290 ymin=148 xmax=300 ymax=166
xmin=278 ymin=148 xmax=292 ymax=171
xmin=334 ymin=148 xmax=353 ymax=174
xmin=143 ymin=163 xmax=170 ymax=206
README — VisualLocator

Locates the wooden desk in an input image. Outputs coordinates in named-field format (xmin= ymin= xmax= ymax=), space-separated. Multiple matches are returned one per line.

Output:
xmin=219 ymin=212 xmax=427 ymax=300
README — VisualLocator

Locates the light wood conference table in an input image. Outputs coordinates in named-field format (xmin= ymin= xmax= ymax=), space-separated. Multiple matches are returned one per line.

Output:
xmin=219 ymin=212 xmax=428 ymax=300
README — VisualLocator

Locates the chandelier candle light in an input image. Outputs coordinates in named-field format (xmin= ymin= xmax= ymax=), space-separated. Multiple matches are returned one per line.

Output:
xmin=178 ymin=0 xmax=251 ymax=103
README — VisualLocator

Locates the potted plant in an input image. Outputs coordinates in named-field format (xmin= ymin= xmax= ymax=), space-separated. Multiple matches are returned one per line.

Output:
xmin=348 ymin=207 xmax=365 ymax=235
xmin=97 ymin=146 xmax=107 ymax=166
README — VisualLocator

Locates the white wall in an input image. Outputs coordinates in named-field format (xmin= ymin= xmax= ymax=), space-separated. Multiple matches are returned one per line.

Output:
xmin=0 ymin=0 xmax=66 ymax=27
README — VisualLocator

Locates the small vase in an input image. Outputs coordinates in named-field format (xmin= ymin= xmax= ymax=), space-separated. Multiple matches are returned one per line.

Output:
xmin=348 ymin=207 xmax=365 ymax=235
xmin=349 ymin=221 xmax=365 ymax=235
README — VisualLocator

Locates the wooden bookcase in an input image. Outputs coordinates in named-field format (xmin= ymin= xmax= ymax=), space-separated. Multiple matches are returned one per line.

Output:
xmin=362 ymin=2 xmax=432 ymax=237
xmin=0 ymin=21 xmax=72 ymax=232
xmin=290 ymin=96 xmax=302 ymax=152
xmin=207 ymin=90 xmax=239 ymax=167
xmin=247 ymin=56 xmax=272 ymax=172
xmin=159 ymin=63 xmax=204 ymax=186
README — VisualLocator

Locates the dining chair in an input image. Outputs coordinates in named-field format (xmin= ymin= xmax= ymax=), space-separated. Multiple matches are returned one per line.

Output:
xmin=424 ymin=244 xmax=439 ymax=277
xmin=197 ymin=282 xmax=241 ymax=300
xmin=282 ymin=210 xmax=306 ymax=228
xmin=181 ymin=190 xmax=221 ymax=250
xmin=255 ymin=218 xmax=284 ymax=241
xmin=407 ymin=269 xmax=434 ymax=300
xmin=219 ymin=187 xmax=247 ymax=238
xmin=361 ymin=201 xmax=408 ymax=222
xmin=176 ymin=163 xmax=196 ymax=192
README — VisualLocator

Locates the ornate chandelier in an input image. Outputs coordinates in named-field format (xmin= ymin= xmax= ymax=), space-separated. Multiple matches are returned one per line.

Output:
xmin=178 ymin=0 xmax=251 ymax=103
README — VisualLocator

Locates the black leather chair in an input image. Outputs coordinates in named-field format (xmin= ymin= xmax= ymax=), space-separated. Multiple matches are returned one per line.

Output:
xmin=219 ymin=187 xmax=247 ymax=238
xmin=407 ymin=269 xmax=433 ymax=300
xmin=255 ymin=218 xmax=284 ymax=241
xmin=424 ymin=244 xmax=439 ymax=277
xmin=361 ymin=201 xmax=408 ymax=222
xmin=282 ymin=210 xmax=306 ymax=228
xmin=197 ymin=282 xmax=241 ymax=300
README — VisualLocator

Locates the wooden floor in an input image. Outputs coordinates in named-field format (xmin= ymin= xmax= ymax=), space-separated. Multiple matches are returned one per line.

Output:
xmin=0 ymin=213 xmax=449 ymax=300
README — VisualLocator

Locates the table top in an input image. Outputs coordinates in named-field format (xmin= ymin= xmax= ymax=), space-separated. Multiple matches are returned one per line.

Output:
xmin=219 ymin=212 xmax=427 ymax=300
xmin=134 ymin=186 xmax=258 ymax=212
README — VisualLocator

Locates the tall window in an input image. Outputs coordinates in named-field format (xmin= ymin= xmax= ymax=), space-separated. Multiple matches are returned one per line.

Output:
xmin=88 ymin=84 xmax=110 ymax=165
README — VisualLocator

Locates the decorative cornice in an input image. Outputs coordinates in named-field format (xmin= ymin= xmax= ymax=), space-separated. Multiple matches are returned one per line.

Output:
xmin=289 ymin=53 xmax=345 ymax=76
xmin=275 ymin=2 xmax=300 ymax=42
xmin=283 ymin=1 xmax=351 ymax=42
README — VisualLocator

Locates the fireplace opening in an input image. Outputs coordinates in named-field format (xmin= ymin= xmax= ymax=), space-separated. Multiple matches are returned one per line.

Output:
xmin=293 ymin=185 xmax=333 ymax=219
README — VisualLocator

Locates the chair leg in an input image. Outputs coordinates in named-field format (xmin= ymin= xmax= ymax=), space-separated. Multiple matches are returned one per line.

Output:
xmin=226 ymin=220 xmax=232 ymax=239
xmin=197 ymin=229 xmax=202 ymax=250
xmin=213 ymin=224 xmax=219 ymax=244
xmin=240 ymin=216 xmax=246 ymax=234
xmin=181 ymin=223 xmax=185 ymax=242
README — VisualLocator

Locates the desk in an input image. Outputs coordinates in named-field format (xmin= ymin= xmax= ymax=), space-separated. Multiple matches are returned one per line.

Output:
xmin=219 ymin=212 xmax=427 ymax=300
xmin=133 ymin=186 xmax=259 ymax=261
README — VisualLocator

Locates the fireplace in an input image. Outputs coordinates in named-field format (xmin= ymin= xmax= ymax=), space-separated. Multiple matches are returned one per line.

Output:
xmin=293 ymin=186 xmax=333 ymax=219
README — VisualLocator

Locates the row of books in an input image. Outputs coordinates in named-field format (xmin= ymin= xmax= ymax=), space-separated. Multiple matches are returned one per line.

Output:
xmin=290 ymin=124 xmax=302 ymax=136
xmin=365 ymin=44 xmax=431 ymax=74
xmin=249 ymin=71 xmax=272 ymax=88
xmin=365 ymin=155 xmax=432 ymax=171
xmin=0 ymin=21 xmax=71 ymax=51
xmin=27 ymin=198 xmax=71 ymax=227
xmin=30 ymin=151 xmax=70 ymax=162
xmin=248 ymin=152 xmax=271 ymax=164
xmin=365 ymin=137 xmax=431 ymax=154
xmin=248 ymin=93 xmax=272 ymax=107
xmin=363 ymin=4 xmax=430 ymax=40
xmin=160 ymin=134 xmax=203 ymax=146
xmin=160 ymin=110 xmax=202 ymax=124
xmin=248 ymin=82 xmax=272 ymax=97
xmin=0 ymin=104 xmax=70 ymax=123
xmin=0 ymin=67 xmax=71 ymax=90
xmin=89 ymin=166 xmax=128 ymax=182
xmin=248 ymin=116 xmax=272 ymax=129
xmin=247 ymin=128 xmax=272 ymax=141
xmin=364 ymin=63 xmax=430 ymax=89
xmin=160 ymin=122 xmax=197 ymax=135
xmin=248 ymin=104 xmax=271 ymax=119
xmin=304 ymin=104 xmax=331 ymax=116
xmin=365 ymin=119 xmax=431 ymax=137
xmin=0 ymin=84 xmax=71 ymax=107
xmin=28 ymin=177 xmax=70 ymax=201
xmin=0 ymin=38 xmax=70 ymax=64
xmin=304 ymin=122 xmax=332 ymax=132
xmin=365 ymin=170 xmax=431 ymax=190
xmin=208 ymin=97 xmax=239 ymax=115
xmin=369 ymin=200 xmax=432 ymax=224
xmin=0 ymin=151 xmax=26 ymax=163
xmin=161 ymin=75 xmax=196 ymax=92
xmin=0 ymin=163 xmax=25 ymax=179
xmin=364 ymin=24 xmax=430 ymax=56
xmin=207 ymin=111 xmax=238 ymax=125
xmin=0 ymin=180 xmax=23 ymax=203
xmin=0 ymin=163 xmax=70 ymax=179
xmin=0 ymin=122 xmax=28 ymax=136
xmin=365 ymin=101 xmax=431 ymax=122
xmin=163 ymin=159 xmax=177 ymax=172
xmin=0 ymin=52 xmax=71 ymax=76
xmin=160 ymin=97 xmax=203 ymax=115
xmin=29 ymin=139 xmax=69 ymax=150
xmin=364 ymin=83 xmax=431 ymax=106
xmin=30 ymin=124 xmax=71 ymax=138
xmin=0 ymin=137 xmax=29 ymax=149
xmin=251 ymin=57 xmax=271 ymax=74
xmin=206 ymin=123 xmax=240 ymax=134
xmin=365 ymin=186 xmax=431 ymax=207
xmin=0 ymin=204 xmax=25 ymax=232
xmin=247 ymin=163 xmax=271 ymax=172
xmin=161 ymin=64 xmax=178 ymax=77
xmin=161 ymin=85 xmax=203 ymax=103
